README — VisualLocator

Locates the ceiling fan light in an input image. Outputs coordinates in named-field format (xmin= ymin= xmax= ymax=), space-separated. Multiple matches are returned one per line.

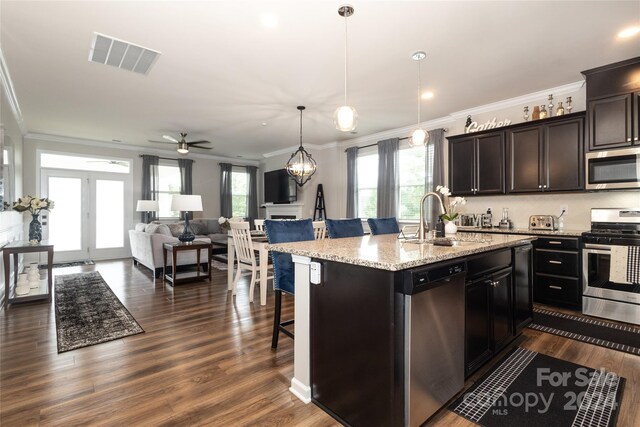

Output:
xmin=334 ymin=105 xmax=358 ymax=132
xmin=409 ymin=128 xmax=428 ymax=147
xmin=177 ymin=141 xmax=189 ymax=154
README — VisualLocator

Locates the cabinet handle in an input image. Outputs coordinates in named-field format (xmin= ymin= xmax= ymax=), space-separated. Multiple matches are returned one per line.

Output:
xmin=635 ymin=137 xmax=639 ymax=141
xmin=493 ymin=281 xmax=499 ymax=287
xmin=543 ymin=184 xmax=548 ymax=188
xmin=627 ymin=138 xmax=632 ymax=142
xmin=538 ymin=185 xmax=542 ymax=188
xmin=549 ymin=285 xmax=562 ymax=290
xmin=548 ymin=241 xmax=562 ymax=245
xmin=549 ymin=260 xmax=562 ymax=264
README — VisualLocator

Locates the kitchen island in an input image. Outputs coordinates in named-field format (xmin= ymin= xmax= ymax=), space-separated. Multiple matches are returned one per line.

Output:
xmin=268 ymin=233 xmax=535 ymax=427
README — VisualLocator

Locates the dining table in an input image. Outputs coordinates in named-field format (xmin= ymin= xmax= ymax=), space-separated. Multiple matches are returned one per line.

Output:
xmin=227 ymin=232 xmax=270 ymax=306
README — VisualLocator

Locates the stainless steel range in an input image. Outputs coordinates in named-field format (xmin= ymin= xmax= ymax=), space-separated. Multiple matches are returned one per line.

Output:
xmin=582 ymin=208 xmax=640 ymax=325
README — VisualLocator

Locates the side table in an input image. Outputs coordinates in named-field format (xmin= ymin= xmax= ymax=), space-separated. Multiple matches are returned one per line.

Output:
xmin=2 ymin=241 xmax=54 ymax=306
xmin=162 ymin=241 xmax=212 ymax=286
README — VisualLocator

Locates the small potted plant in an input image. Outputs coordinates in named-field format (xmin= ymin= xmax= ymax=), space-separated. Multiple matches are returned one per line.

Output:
xmin=436 ymin=185 xmax=466 ymax=234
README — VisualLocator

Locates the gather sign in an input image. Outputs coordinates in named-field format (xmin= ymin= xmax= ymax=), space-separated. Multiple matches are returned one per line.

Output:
xmin=465 ymin=117 xmax=512 ymax=133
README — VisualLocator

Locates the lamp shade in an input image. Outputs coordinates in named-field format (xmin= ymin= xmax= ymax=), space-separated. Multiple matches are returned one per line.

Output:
xmin=170 ymin=194 xmax=203 ymax=212
xmin=136 ymin=200 xmax=159 ymax=212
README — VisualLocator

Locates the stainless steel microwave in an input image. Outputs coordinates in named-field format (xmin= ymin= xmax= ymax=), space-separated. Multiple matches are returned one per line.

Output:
xmin=585 ymin=147 xmax=640 ymax=190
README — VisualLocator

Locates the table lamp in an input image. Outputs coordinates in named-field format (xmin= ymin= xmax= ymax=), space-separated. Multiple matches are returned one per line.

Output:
xmin=136 ymin=200 xmax=159 ymax=223
xmin=170 ymin=195 xmax=203 ymax=243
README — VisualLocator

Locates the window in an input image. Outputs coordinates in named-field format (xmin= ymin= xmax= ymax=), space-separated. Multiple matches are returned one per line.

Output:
xmin=3 ymin=148 xmax=13 ymax=206
xmin=231 ymin=168 xmax=249 ymax=218
xmin=398 ymin=145 xmax=429 ymax=220
xmin=41 ymin=153 xmax=130 ymax=173
xmin=157 ymin=165 xmax=182 ymax=218
xmin=356 ymin=153 xmax=378 ymax=218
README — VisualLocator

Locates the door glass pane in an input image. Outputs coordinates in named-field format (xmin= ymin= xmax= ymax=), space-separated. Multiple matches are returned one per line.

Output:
xmin=96 ymin=180 xmax=124 ymax=249
xmin=41 ymin=153 xmax=130 ymax=173
xmin=48 ymin=177 xmax=82 ymax=252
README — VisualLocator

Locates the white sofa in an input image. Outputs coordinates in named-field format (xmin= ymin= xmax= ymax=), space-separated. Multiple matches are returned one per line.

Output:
xmin=129 ymin=221 xmax=222 ymax=278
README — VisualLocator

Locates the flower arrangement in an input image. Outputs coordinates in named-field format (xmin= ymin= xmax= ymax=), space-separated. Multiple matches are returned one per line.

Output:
xmin=218 ymin=216 xmax=243 ymax=231
xmin=436 ymin=185 xmax=466 ymax=221
xmin=12 ymin=195 xmax=55 ymax=215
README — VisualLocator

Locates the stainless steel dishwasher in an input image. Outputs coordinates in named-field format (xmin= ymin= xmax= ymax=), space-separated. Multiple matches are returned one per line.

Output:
xmin=404 ymin=261 xmax=466 ymax=426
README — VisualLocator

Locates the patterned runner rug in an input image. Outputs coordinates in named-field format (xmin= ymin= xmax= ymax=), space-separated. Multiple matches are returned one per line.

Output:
xmin=529 ymin=308 xmax=640 ymax=356
xmin=450 ymin=347 xmax=625 ymax=427
xmin=55 ymin=271 xmax=144 ymax=353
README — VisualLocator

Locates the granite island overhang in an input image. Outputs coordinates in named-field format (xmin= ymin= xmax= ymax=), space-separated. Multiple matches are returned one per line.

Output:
xmin=266 ymin=233 xmax=537 ymax=426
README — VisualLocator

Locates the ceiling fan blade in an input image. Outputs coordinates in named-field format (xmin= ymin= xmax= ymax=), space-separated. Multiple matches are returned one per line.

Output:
xmin=189 ymin=144 xmax=213 ymax=150
xmin=162 ymin=135 xmax=179 ymax=143
xmin=186 ymin=140 xmax=211 ymax=145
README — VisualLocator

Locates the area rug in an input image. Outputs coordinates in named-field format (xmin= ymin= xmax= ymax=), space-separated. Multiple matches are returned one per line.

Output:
xmin=211 ymin=260 xmax=228 ymax=270
xmin=40 ymin=260 xmax=95 ymax=269
xmin=450 ymin=347 xmax=625 ymax=427
xmin=55 ymin=271 xmax=144 ymax=353
xmin=528 ymin=308 xmax=640 ymax=356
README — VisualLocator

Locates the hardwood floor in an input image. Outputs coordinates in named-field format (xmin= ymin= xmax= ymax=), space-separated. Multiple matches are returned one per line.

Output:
xmin=1 ymin=260 xmax=638 ymax=426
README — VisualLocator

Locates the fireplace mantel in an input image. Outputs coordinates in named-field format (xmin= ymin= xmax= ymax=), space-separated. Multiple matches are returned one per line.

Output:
xmin=263 ymin=202 xmax=304 ymax=219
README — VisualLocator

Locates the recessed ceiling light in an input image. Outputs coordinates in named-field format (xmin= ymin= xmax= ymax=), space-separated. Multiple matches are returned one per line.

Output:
xmin=422 ymin=91 xmax=434 ymax=99
xmin=261 ymin=13 xmax=278 ymax=29
xmin=261 ymin=122 xmax=267 ymax=126
xmin=618 ymin=26 xmax=640 ymax=38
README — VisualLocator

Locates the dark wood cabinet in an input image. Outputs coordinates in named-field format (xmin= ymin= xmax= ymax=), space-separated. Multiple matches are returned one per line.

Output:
xmin=448 ymin=132 xmax=504 ymax=196
xmin=583 ymin=57 xmax=640 ymax=151
xmin=507 ymin=114 xmax=584 ymax=193
xmin=464 ymin=249 xmax=519 ymax=377
xmin=512 ymin=244 xmax=533 ymax=334
xmin=533 ymin=237 xmax=582 ymax=308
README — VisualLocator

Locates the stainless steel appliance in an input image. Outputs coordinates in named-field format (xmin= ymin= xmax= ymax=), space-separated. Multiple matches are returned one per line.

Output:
xmin=529 ymin=215 xmax=559 ymax=230
xmin=582 ymin=208 xmax=640 ymax=325
xmin=585 ymin=147 xmax=640 ymax=190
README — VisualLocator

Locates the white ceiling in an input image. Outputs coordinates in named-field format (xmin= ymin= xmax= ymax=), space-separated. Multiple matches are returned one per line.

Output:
xmin=1 ymin=1 xmax=639 ymax=160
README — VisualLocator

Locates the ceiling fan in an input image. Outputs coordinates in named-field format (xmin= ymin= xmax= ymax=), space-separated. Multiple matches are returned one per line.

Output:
xmin=86 ymin=160 xmax=129 ymax=167
xmin=148 ymin=132 xmax=212 ymax=154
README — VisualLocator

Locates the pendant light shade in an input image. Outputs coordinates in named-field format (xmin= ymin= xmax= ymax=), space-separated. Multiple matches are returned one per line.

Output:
xmin=408 ymin=51 xmax=430 ymax=148
xmin=334 ymin=5 xmax=357 ymax=132
xmin=286 ymin=106 xmax=317 ymax=187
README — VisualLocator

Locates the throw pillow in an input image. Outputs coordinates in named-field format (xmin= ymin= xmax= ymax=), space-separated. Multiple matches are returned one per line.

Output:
xmin=134 ymin=223 xmax=146 ymax=232
xmin=189 ymin=221 xmax=208 ymax=236
xmin=144 ymin=223 xmax=172 ymax=236
xmin=167 ymin=222 xmax=184 ymax=237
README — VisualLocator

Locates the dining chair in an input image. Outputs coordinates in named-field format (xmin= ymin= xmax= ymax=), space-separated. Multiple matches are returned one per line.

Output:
xmin=312 ymin=220 xmax=326 ymax=240
xmin=264 ymin=218 xmax=315 ymax=349
xmin=229 ymin=221 xmax=271 ymax=303
xmin=325 ymin=218 xmax=365 ymax=239
xmin=367 ymin=217 xmax=400 ymax=235
xmin=254 ymin=218 xmax=265 ymax=232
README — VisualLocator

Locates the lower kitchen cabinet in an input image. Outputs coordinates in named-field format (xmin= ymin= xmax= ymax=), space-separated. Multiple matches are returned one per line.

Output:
xmin=533 ymin=237 xmax=582 ymax=308
xmin=464 ymin=249 xmax=519 ymax=377
xmin=513 ymin=243 xmax=533 ymax=333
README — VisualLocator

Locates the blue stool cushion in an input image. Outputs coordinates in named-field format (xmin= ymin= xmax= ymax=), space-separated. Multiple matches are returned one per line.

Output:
xmin=367 ymin=217 xmax=400 ymax=235
xmin=265 ymin=219 xmax=315 ymax=295
xmin=325 ymin=218 xmax=365 ymax=239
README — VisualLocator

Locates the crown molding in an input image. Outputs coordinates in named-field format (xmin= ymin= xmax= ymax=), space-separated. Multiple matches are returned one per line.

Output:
xmin=24 ymin=132 xmax=260 ymax=165
xmin=449 ymin=80 xmax=584 ymax=119
xmin=0 ymin=48 xmax=27 ymax=135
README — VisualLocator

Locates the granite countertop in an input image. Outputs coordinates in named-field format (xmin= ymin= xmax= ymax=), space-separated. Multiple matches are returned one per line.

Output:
xmin=267 ymin=233 xmax=536 ymax=272
xmin=457 ymin=226 xmax=585 ymax=237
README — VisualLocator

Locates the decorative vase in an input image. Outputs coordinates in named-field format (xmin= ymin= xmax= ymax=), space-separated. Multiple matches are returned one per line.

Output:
xmin=15 ymin=283 xmax=30 ymax=296
xmin=29 ymin=214 xmax=42 ymax=242
xmin=444 ymin=221 xmax=458 ymax=235
xmin=27 ymin=265 xmax=40 ymax=288
xmin=539 ymin=105 xmax=548 ymax=119
xmin=556 ymin=102 xmax=565 ymax=116
xmin=532 ymin=106 xmax=540 ymax=120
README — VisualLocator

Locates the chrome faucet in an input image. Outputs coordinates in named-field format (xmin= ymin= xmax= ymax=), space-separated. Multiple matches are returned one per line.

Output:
xmin=418 ymin=192 xmax=446 ymax=241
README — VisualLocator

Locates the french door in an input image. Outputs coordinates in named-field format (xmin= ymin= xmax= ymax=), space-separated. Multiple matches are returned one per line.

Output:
xmin=41 ymin=169 xmax=132 ymax=262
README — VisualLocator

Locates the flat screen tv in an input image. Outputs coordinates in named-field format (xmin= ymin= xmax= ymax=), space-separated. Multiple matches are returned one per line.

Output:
xmin=264 ymin=169 xmax=297 ymax=204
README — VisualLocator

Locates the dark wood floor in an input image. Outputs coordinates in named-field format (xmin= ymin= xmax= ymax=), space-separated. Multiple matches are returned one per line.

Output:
xmin=1 ymin=260 xmax=638 ymax=426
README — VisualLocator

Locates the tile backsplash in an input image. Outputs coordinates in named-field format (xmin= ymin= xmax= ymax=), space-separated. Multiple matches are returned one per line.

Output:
xmin=459 ymin=191 xmax=639 ymax=230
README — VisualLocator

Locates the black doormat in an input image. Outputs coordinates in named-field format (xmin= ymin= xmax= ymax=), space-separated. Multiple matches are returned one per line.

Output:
xmin=450 ymin=347 xmax=625 ymax=427
xmin=40 ymin=260 xmax=95 ymax=269
xmin=529 ymin=308 xmax=640 ymax=356
xmin=55 ymin=271 xmax=144 ymax=353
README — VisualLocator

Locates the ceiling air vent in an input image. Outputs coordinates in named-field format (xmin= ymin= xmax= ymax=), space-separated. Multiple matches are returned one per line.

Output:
xmin=89 ymin=33 xmax=160 ymax=75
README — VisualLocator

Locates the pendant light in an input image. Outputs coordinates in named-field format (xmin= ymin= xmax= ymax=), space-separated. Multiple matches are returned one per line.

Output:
xmin=286 ymin=106 xmax=317 ymax=187
xmin=409 ymin=51 xmax=429 ymax=147
xmin=334 ymin=5 xmax=358 ymax=132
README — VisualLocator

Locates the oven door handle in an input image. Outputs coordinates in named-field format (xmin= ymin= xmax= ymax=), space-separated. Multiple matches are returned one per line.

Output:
xmin=583 ymin=244 xmax=612 ymax=251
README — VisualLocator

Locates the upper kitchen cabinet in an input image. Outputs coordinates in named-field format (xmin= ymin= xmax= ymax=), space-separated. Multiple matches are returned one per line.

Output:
xmin=448 ymin=132 xmax=505 ymax=196
xmin=582 ymin=57 xmax=640 ymax=151
xmin=507 ymin=113 xmax=585 ymax=193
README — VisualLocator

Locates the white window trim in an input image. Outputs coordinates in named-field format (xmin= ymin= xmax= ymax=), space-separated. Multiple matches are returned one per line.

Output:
xmin=156 ymin=160 xmax=182 ymax=220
